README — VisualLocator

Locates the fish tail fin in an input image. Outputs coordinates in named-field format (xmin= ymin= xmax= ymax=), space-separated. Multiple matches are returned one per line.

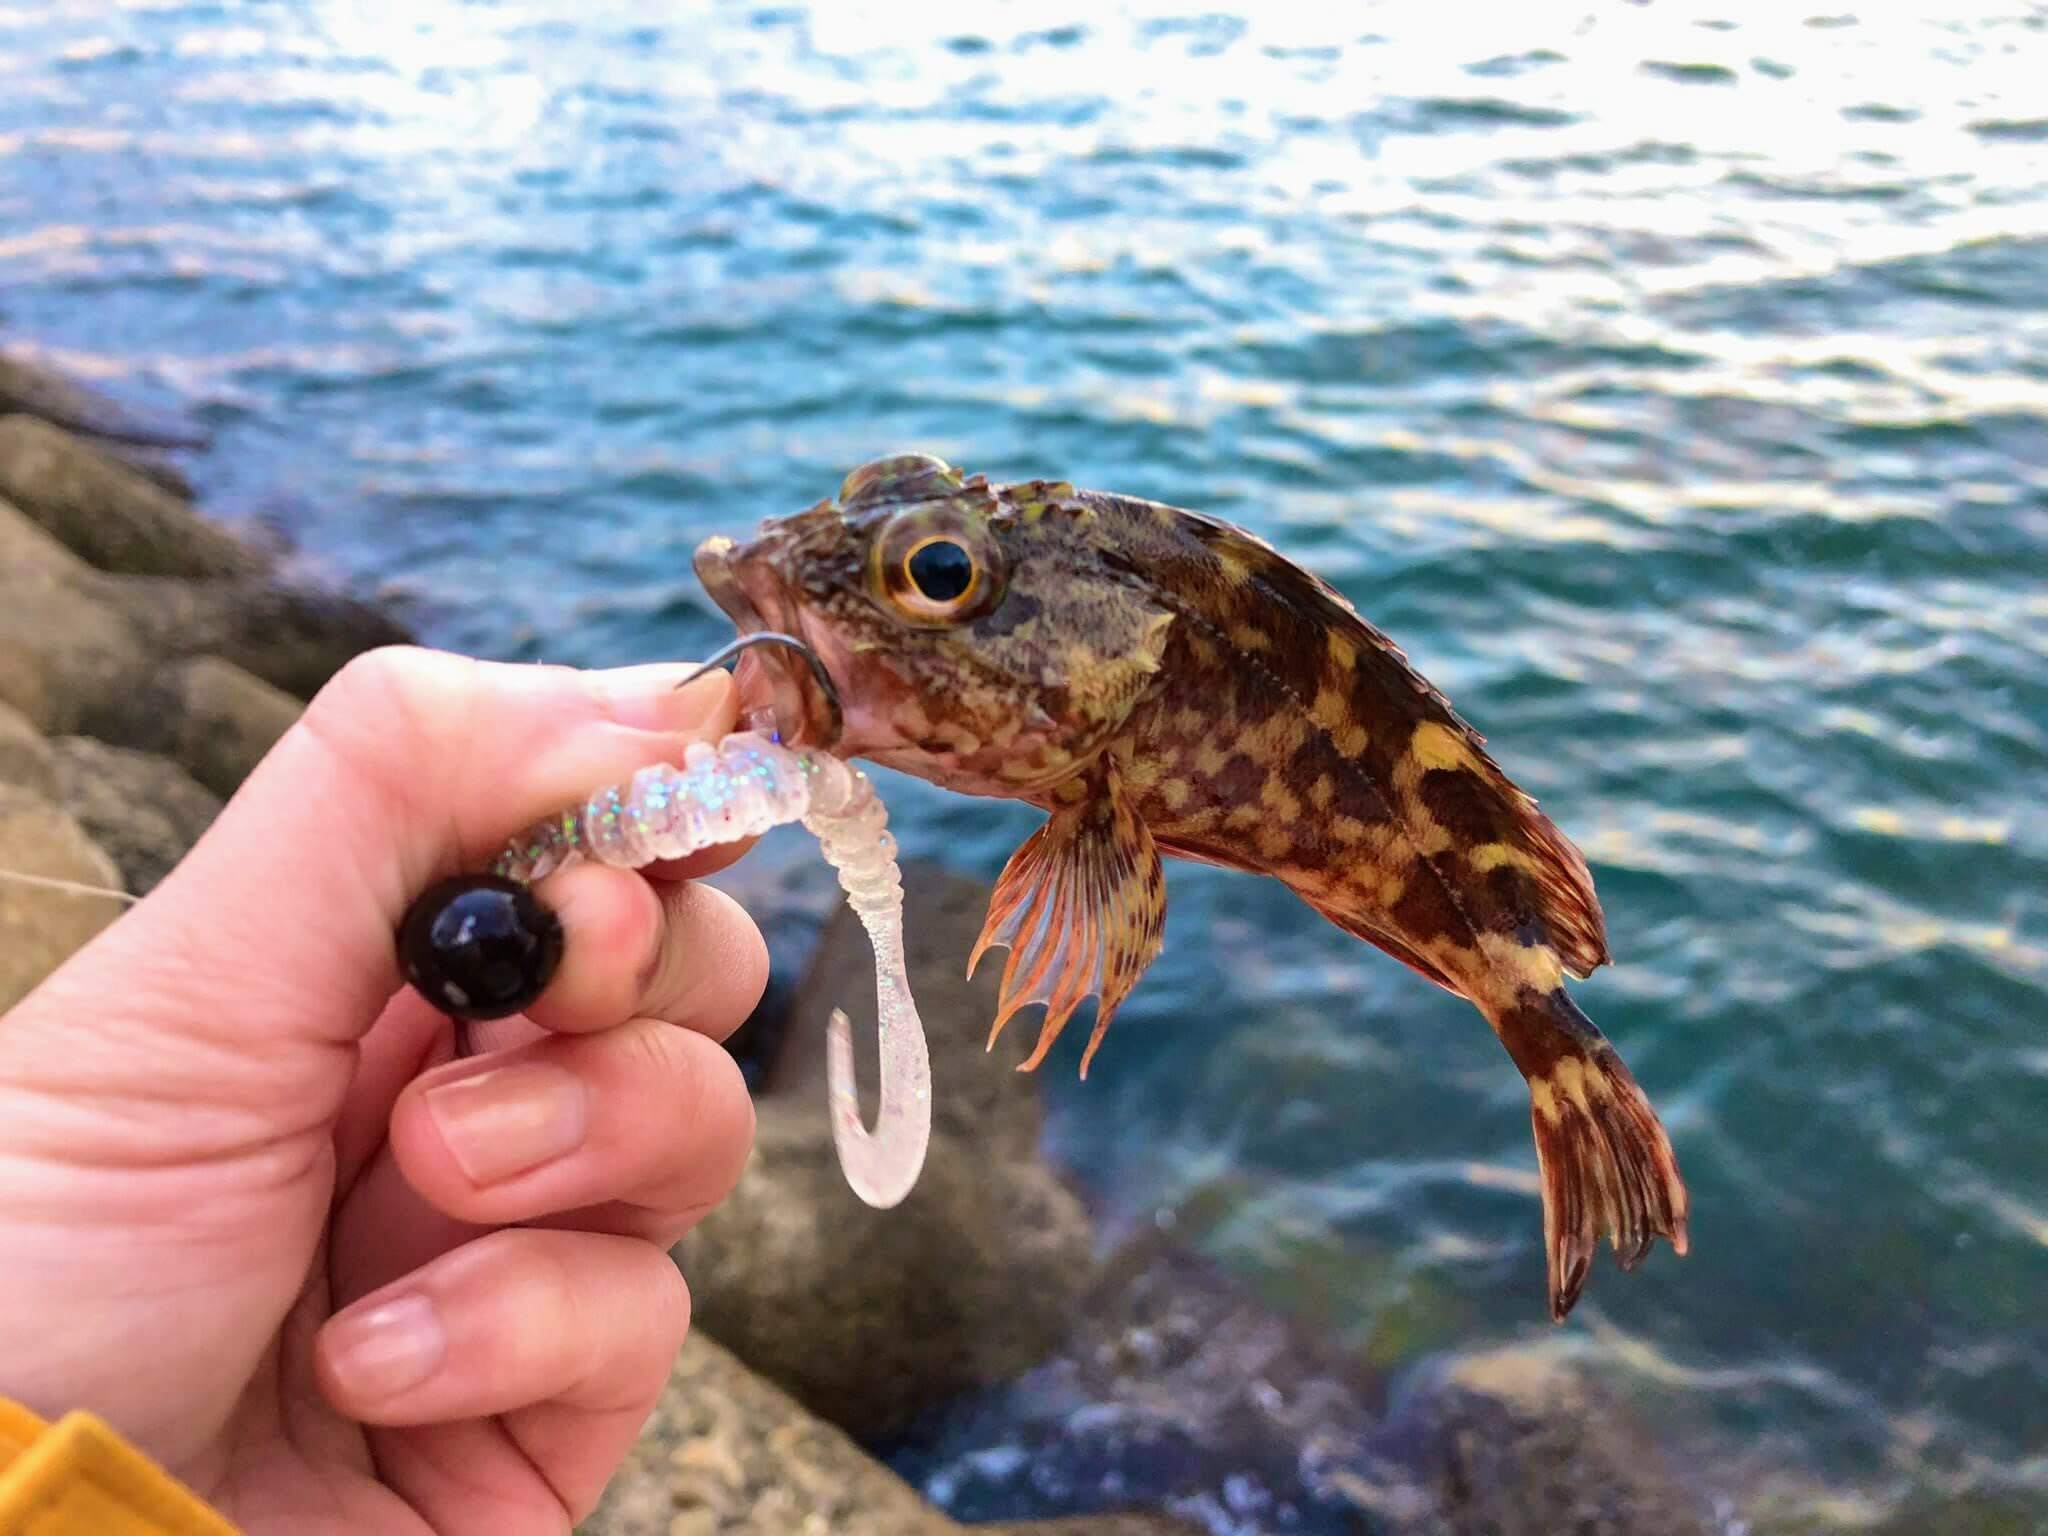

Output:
xmin=1494 ymin=989 xmax=1689 ymax=1321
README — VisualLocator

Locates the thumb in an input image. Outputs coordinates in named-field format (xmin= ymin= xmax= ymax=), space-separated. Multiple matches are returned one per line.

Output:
xmin=2 ymin=648 xmax=738 ymax=1147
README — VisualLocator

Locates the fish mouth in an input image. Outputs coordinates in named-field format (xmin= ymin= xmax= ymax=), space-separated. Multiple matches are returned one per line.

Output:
xmin=692 ymin=533 xmax=842 ymax=749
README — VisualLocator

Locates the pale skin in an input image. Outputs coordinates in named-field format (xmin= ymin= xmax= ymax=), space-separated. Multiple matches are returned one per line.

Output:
xmin=0 ymin=648 xmax=766 ymax=1534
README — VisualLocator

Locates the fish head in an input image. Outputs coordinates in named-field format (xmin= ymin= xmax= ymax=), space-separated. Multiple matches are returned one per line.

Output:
xmin=693 ymin=453 xmax=1173 ymax=797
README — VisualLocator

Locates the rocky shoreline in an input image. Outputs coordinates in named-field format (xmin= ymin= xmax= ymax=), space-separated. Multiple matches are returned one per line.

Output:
xmin=0 ymin=348 xmax=1730 ymax=1536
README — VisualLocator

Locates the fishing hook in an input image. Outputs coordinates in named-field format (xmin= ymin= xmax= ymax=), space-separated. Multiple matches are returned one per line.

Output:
xmin=676 ymin=631 xmax=845 ymax=747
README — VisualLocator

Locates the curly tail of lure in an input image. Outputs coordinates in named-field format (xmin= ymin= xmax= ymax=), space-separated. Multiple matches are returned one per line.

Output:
xmin=492 ymin=731 xmax=932 ymax=1209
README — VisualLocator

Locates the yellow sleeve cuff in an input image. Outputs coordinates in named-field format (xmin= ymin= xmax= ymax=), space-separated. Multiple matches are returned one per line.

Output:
xmin=0 ymin=1399 xmax=241 ymax=1536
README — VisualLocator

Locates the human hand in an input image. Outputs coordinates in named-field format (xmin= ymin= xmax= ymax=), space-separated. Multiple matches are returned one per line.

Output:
xmin=0 ymin=648 xmax=765 ymax=1534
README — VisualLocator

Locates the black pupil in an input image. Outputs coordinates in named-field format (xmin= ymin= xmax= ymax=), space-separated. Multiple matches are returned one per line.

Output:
xmin=907 ymin=539 xmax=974 ymax=603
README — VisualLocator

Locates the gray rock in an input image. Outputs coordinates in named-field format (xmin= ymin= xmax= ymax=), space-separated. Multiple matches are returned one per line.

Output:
xmin=580 ymin=1333 xmax=958 ymax=1536
xmin=0 ymin=351 xmax=204 ymax=454
xmin=46 ymin=738 xmax=221 ymax=894
xmin=0 ymin=501 xmax=149 ymax=735
xmin=0 ymin=700 xmax=56 ymax=799
xmin=116 ymin=657 xmax=300 ymax=800
xmin=0 ymin=785 xmax=124 ymax=1011
xmin=107 ymin=574 xmax=412 ymax=702
xmin=0 ymin=415 xmax=256 ymax=578
xmin=578 ymin=1334 xmax=1198 ymax=1536
xmin=676 ymin=862 xmax=1093 ymax=1441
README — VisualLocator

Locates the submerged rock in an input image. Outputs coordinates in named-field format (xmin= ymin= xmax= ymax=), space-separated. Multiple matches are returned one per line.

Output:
xmin=678 ymin=861 xmax=1093 ymax=1441
xmin=1364 ymin=1348 xmax=1717 ymax=1536
xmin=0 ymin=784 xmax=124 ymax=1010
xmin=0 ymin=415 xmax=256 ymax=579
xmin=46 ymin=737 xmax=221 ymax=895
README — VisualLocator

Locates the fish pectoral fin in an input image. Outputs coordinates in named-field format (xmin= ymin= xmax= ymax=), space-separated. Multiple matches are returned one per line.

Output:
xmin=968 ymin=763 xmax=1164 ymax=1079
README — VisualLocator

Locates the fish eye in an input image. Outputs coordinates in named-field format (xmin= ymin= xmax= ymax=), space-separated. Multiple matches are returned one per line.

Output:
xmin=872 ymin=515 xmax=1004 ymax=627
xmin=905 ymin=537 xmax=976 ymax=605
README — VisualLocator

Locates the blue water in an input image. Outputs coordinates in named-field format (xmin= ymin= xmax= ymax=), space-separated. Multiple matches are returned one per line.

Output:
xmin=5 ymin=2 xmax=2045 ymax=1527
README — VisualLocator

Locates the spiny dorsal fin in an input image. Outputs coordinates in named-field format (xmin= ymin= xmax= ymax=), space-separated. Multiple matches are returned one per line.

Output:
xmin=968 ymin=760 xmax=1165 ymax=1078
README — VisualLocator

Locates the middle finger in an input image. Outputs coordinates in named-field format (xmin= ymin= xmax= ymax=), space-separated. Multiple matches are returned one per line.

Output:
xmin=386 ymin=1016 xmax=755 ymax=1237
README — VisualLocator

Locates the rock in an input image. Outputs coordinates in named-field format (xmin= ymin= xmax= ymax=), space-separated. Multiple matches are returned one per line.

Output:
xmin=579 ymin=1332 xmax=957 ymax=1536
xmin=46 ymin=738 xmax=221 ymax=894
xmin=115 ymin=657 xmax=300 ymax=800
xmin=107 ymin=574 xmax=414 ymax=701
xmin=0 ymin=701 xmax=56 ymax=799
xmin=676 ymin=862 xmax=1093 ymax=1441
xmin=0 ymin=785 xmax=124 ymax=1011
xmin=0 ymin=415 xmax=256 ymax=578
xmin=0 ymin=501 xmax=149 ymax=735
xmin=1364 ymin=1348 xmax=1718 ymax=1536
xmin=0 ymin=351 xmax=205 ymax=454
xmin=579 ymin=1334 xmax=1199 ymax=1536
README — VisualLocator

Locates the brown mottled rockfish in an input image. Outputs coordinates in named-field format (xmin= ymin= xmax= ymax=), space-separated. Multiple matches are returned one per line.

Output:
xmin=694 ymin=453 xmax=1688 ymax=1320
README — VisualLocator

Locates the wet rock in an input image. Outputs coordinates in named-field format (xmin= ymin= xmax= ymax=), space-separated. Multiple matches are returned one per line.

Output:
xmin=46 ymin=738 xmax=221 ymax=895
xmin=0 ymin=785 xmax=124 ymax=1011
xmin=892 ymin=1219 xmax=1385 ymax=1531
xmin=676 ymin=861 xmax=1092 ymax=1441
xmin=1365 ymin=1348 xmax=1717 ymax=1536
xmin=0 ymin=415 xmax=256 ymax=579
xmin=0 ymin=701 xmax=56 ymax=799
xmin=0 ymin=500 xmax=149 ymax=735
xmin=117 ymin=657 xmax=300 ymax=800
xmin=579 ymin=1335 xmax=1196 ymax=1536
xmin=108 ymin=574 xmax=413 ymax=701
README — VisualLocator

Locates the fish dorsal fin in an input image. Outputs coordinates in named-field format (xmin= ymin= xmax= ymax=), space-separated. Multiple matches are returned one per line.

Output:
xmin=968 ymin=760 xmax=1165 ymax=1078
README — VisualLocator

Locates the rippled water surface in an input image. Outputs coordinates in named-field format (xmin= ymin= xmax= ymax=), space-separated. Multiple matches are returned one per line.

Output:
xmin=5 ymin=2 xmax=2045 ymax=1528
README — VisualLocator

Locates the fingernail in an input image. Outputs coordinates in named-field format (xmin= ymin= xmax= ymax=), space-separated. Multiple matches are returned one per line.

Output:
xmin=425 ymin=1061 xmax=588 ymax=1185
xmin=594 ymin=664 xmax=731 ymax=733
xmin=325 ymin=1293 xmax=444 ymax=1402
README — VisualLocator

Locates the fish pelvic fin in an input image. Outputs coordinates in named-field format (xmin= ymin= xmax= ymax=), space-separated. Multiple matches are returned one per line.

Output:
xmin=968 ymin=760 xmax=1165 ymax=1079
xmin=1494 ymin=988 xmax=1689 ymax=1321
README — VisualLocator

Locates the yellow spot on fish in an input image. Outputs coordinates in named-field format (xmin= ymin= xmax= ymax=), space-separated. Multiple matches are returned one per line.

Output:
xmin=1330 ymin=814 xmax=1367 ymax=846
xmin=1193 ymin=741 xmax=1230 ymax=777
xmin=1231 ymin=622 xmax=1274 ymax=653
xmin=1225 ymin=804 xmax=1263 ymax=830
xmin=1309 ymin=686 xmax=1348 ymax=732
xmin=1410 ymin=721 xmax=1473 ymax=772
xmin=1123 ymin=755 xmax=1165 ymax=793
xmin=1159 ymin=777 xmax=1192 ymax=812
xmin=1308 ymin=774 xmax=1335 ymax=811
xmin=1469 ymin=842 xmax=1532 ymax=873
xmin=1333 ymin=723 xmax=1369 ymax=758
xmin=1241 ymin=711 xmax=1307 ymax=759
xmin=1530 ymin=1077 xmax=1561 ymax=1125
xmin=1260 ymin=775 xmax=1300 ymax=821
xmin=1479 ymin=934 xmax=1565 ymax=992
xmin=1256 ymin=825 xmax=1293 ymax=860
xmin=1214 ymin=545 xmax=1256 ymax=586
xmin=1327 ymin=632 xmax=1359 ymax=671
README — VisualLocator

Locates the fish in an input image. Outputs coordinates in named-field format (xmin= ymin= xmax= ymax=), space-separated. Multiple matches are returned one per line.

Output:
xmin=693 ymin=452 xmax=1687 ymax=1320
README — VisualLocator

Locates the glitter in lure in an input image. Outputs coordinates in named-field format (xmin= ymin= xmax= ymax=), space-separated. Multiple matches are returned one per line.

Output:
xmin=493 ymin=730 xmax=931 ymax=1208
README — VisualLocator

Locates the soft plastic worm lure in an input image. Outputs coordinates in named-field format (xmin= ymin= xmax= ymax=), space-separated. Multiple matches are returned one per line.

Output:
xmin=492 ymin=730 xmax=932 ymax=1208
